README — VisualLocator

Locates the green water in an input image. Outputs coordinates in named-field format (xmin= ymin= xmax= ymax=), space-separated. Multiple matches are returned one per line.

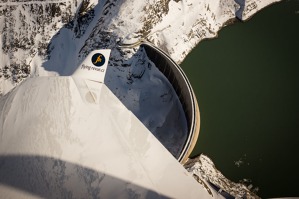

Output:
xmin=181 ymin=1 xmax=299 ymax=198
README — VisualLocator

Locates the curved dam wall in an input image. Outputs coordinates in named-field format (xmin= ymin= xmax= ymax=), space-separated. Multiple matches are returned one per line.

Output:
xmin=141 ymin=43 xmax=200 ymax=163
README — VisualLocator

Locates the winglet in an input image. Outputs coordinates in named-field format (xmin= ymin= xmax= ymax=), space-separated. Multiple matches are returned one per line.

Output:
xmin=72 ymin=49 xmax=111 ymax=83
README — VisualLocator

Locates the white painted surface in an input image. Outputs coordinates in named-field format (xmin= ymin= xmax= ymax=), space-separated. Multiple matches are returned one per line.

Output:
xmin=0 ymin=77 xmax=222 ymax=199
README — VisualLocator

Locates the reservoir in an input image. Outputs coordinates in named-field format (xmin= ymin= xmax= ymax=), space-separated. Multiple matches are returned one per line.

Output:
xmin=181 ymin=0 xmax=299 ymax=198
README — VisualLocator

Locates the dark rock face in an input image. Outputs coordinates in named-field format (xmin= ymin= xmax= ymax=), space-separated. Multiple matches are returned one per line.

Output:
xmin=0 ymin=0 xmax=81 ymax=87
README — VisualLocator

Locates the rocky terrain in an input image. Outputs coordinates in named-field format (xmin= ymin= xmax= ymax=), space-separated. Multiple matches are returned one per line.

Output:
xmin=0 ymin=0 xmax=281 ymax=95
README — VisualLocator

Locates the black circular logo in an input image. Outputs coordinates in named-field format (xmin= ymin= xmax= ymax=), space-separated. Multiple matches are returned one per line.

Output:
xmin=91 ymin=53 xmax=105 ymax=67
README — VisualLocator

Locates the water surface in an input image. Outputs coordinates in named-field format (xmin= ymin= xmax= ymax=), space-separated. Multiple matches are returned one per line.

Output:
xmin=182 ymin=1 xmax=299 ymax=197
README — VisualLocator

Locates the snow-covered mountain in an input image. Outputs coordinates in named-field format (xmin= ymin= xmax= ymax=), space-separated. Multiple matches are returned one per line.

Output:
xmin=0 ymin=0 xmax=280 ymax=198
xmin=0 ymin=0 xmax=281 ymax=93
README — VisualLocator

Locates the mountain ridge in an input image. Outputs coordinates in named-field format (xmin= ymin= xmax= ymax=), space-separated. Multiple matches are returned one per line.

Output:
xmin=0 ymin=0 xmax=281 ymax=95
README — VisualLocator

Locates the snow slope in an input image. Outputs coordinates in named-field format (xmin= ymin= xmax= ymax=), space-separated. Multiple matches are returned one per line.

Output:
xmin=0 ymin=0 xmax=282 ymax=93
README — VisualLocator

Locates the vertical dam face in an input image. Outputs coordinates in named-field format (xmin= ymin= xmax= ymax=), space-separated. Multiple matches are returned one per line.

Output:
xmin=141 ymin=43 xmax=200 ymax=163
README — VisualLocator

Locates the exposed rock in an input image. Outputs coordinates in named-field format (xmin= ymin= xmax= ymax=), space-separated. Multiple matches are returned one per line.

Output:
xmin=185 ymin=154 xmax=261 ymax=199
